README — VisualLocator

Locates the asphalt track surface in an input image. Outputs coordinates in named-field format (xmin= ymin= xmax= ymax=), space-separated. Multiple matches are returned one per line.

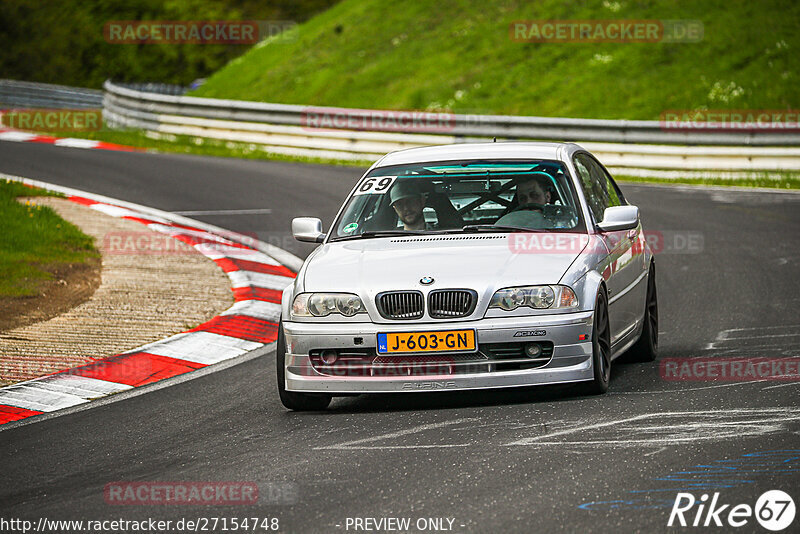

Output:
xmin=1 ymin=141 xmax=798 ymax=533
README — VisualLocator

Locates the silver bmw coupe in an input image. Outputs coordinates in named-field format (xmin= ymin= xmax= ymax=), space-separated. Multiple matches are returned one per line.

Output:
xmin=277 ymin=142 xmax=657 ymax=410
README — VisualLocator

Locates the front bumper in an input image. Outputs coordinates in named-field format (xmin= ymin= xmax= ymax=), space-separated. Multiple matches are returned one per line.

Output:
xmin=283 ymin=312 xmax=595 ymax=393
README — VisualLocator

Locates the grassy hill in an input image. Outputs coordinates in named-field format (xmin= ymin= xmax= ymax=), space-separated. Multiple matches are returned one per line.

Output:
xmin=192 ymin=0 xmax=799 ymax=119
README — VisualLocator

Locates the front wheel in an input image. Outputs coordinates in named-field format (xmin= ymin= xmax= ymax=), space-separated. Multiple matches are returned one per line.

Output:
xmin=627 ymin=264 xmax=658 ymax=362
xmin=579 ymin=290 xmax=611 ymax=395
xmin=276 ymin=320 xmax=331 ymax=411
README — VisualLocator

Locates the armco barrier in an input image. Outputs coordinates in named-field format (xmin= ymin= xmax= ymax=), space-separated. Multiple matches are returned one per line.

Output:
xmin=102 ymin=80 xmax=800 ymax=175
xmin=0 ymin=80 xmax=103 ymax=110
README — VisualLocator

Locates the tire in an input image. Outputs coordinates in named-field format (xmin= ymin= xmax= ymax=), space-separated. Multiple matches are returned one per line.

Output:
xmin=579 ymin=290 xmax=611 ymax=395
xmin=276 ymin=320 xmax=332 ymax=411
xmin=627 ymin=264 xmax=658 ymax=363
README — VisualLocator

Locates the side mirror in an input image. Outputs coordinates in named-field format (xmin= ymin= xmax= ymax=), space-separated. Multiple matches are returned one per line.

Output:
xmin=292 ymin=217 xmax=326 ymax=243
xmin=597 ymin=205 xmax=639 ymax=232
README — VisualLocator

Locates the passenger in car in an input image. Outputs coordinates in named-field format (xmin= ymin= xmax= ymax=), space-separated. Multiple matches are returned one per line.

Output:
xmin=389 ymin=181 xmax=464 ymax=230
xmin=390 ymin=181 xmax=428 ymax=230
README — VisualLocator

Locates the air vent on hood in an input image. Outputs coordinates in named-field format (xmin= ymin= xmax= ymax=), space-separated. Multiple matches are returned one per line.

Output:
xmin=390 ymin=235 xmax=505 ymax=243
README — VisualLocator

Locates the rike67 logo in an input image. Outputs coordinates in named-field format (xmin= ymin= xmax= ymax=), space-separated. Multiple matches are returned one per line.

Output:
xmin=668 ymin=490 xmax=795 ymax=531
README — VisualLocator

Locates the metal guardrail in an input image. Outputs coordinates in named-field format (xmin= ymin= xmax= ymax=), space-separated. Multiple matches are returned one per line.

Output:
xmin=112 ymin=82 xmax=189 ymax=96
xmin=103 ymin=80 xmax=800 ymax=174
xmin=0 ymin=80 xmax=103 ymax=109
xmin=0 ymin=79 xmax=767 ymax=175
xmin=2 ymin=79 xmax=796 ymax=176
xmin=103 ymin=80 xmax=800 ymax=146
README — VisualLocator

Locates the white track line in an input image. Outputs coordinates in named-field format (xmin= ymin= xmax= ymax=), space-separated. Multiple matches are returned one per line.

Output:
xmin=315 ymin=418 xmax=477 ymax=450
xmin=611 ymin=382 xmax=755 ymax=395
xmin=762 ymin=382 xmax=800 ymax=390
xmin=174 ymin=208 xmax=273 ymax=215
xmin=504 ymin=407 xmax=800 ymax=446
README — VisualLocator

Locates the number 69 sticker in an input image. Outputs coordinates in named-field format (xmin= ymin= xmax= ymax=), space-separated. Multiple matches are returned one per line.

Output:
xmin=353 ymin=176 xmax=397 ymax=195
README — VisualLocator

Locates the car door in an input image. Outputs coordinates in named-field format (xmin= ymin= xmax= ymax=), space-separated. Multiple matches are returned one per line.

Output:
xmin=573 ymin=153 xmax=642 ymax=346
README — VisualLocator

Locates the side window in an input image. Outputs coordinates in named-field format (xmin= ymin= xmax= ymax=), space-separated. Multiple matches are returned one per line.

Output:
xmin=575 ymin=153 xmax=625 ymax=224
xmin=588 ymin=156 xmax=624 ymax=208
xmin=574 ymin=154 xmax=608 ymax=223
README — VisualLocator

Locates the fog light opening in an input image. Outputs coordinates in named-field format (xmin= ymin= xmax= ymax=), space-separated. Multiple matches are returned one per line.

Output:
xmin=320 ymin=349 xmax=339 ymax=365
xmin=524 ymin=343 xmax=542 ymax=358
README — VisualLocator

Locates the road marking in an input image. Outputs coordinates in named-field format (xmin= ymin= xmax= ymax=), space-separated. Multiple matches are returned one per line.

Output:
xmin=708 ymin=341 xmax=800 ymax=351
xmin=504 ymin=414 xmax=653 ymax=446
xmin=321 ymin=444 xmax=472 ymax=450
xmin=504 ymin=407 xmax=800 ymax=447
xmin=173 ymin=208 xmax=273 ymax=215
xmin=761 ymin=382 xmax=800 ymax=390
xmin=611 ymin=382 xmax=752 ymax=395
xmin=721 ymin=324 xmax=800 ymax=336
xmin=315 ymin=418 xmax=477 ymax=450
xmin=719 ymin=333 xmax=800 ymax=341
xmin=172 ymin=208 xmax=272 ymax=215
xmin=644 ymin=446 xmax=668 ymax=457
xmin=703 ymin=347 xmax=800 ymax=357
xmin=706 ymin=324 xmax=800 ymax=349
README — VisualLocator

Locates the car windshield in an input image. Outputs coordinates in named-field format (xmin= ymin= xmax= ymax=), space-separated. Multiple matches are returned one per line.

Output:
xmin=330 ymin=159 xmax=585 ymax=240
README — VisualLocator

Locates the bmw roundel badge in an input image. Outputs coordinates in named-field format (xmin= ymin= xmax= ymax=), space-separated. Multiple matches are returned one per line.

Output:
xmin=420 ymin=276 xmax=434 ymax=285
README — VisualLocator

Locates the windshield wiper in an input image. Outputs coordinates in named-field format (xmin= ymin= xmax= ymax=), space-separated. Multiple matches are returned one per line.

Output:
xmin=330 ymin=230 xmax=431 ymax=242
xmin=460 ymin=224 xmax=545 ymax=233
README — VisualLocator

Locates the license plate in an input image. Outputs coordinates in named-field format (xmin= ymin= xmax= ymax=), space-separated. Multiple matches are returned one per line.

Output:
xmin=376 ymin=330 xmax=476 ymax=354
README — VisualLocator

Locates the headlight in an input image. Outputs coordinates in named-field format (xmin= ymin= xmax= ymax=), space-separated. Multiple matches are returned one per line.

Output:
xmin=489 ymin=285 xmax=578 ymax=311
xmin=291 ymin=293 xmax=366 ymax=318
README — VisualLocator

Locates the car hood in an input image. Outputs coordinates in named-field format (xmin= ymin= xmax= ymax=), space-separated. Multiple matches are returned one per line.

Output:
xmin=301 ymin=233 xmax=589 ymax=295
